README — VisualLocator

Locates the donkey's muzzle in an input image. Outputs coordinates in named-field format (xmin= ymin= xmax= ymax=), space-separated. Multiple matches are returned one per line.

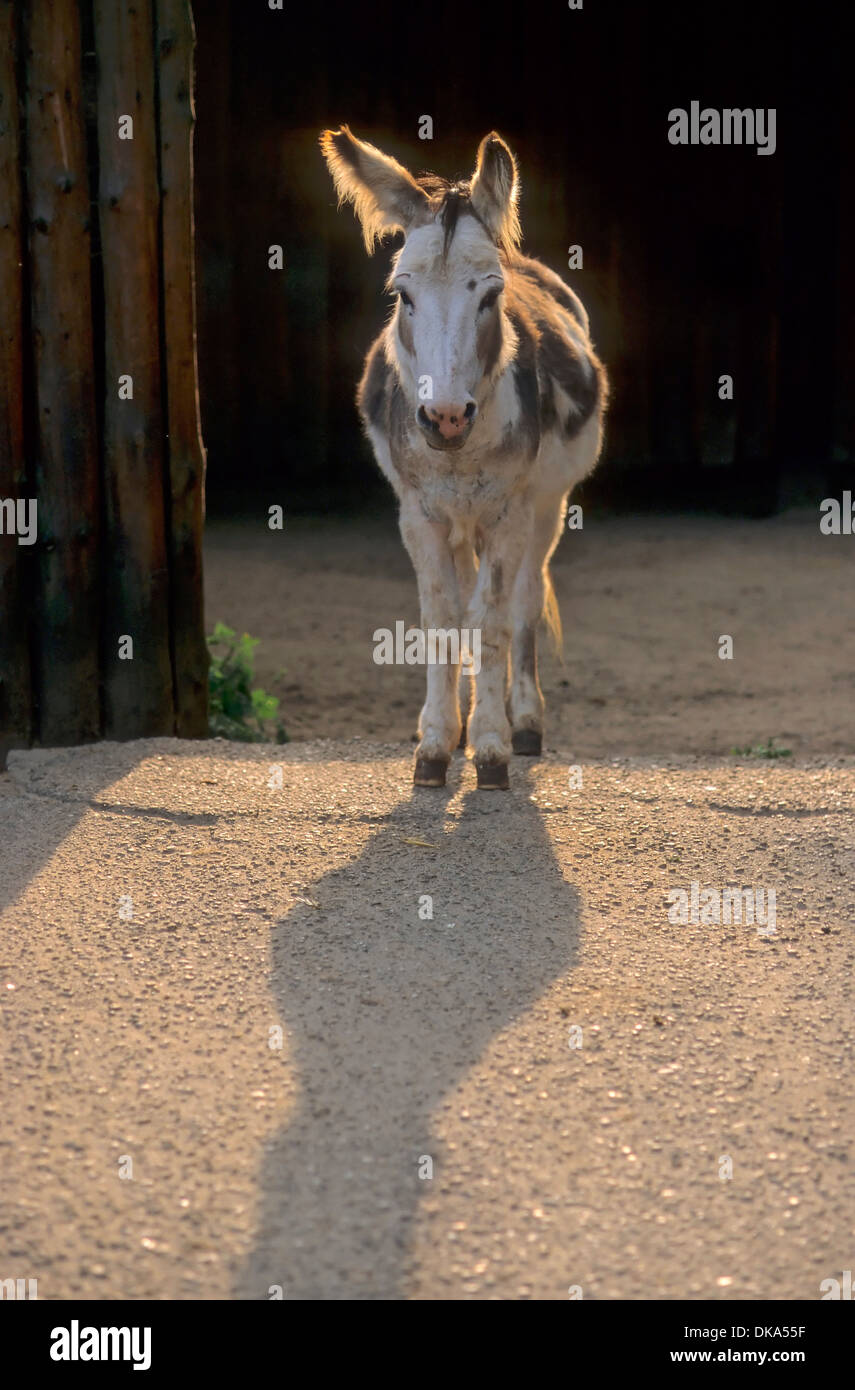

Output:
xmin=417 ymin=401 xmax=477 ymax=450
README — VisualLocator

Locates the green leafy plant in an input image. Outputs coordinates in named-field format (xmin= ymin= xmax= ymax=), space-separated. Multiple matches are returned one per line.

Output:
xmin=207 ymin=621 xmax=288 ymax=743
xmin=730 ymin=736 xmax=792 ymax=760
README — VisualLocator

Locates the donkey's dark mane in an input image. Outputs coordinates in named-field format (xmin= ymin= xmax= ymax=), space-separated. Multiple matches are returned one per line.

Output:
xmin=415 ymin=173 xmax=491 ymax=257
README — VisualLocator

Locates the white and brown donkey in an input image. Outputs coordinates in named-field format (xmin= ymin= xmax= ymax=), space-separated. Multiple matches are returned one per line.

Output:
xmin=321 ymin=126 xmax=608 ymax=789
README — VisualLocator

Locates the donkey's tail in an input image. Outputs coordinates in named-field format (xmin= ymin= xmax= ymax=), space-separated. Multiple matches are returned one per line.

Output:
xmin=542 ymin=564 xmax=563 ymax=655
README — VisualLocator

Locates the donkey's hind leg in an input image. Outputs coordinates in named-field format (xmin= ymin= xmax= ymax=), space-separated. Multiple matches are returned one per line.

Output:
xmin=509 ymin=493 xmax=566 ymax=756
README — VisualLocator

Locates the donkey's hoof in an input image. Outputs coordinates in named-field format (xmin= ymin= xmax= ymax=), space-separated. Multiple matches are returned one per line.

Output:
xmin=475 ymin=760 xmax=510 ymax=790
xmin=512 ymin=729 xmax=542 ymax=757
xmin=414 ymin=756 xmax=448 ymax=788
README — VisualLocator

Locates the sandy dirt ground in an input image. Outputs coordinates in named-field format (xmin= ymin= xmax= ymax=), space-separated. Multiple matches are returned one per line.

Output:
xmin=1 ymin=739 xmax=853 ymax=1300
xmin=204 ymin=510 xmax=855 ymax=759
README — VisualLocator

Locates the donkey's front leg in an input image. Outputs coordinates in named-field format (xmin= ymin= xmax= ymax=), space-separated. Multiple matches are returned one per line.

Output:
xmin=399 ymin=496 xmax=462 ymax=787
xmin=467 ymin=496 xmax=531 ymax=789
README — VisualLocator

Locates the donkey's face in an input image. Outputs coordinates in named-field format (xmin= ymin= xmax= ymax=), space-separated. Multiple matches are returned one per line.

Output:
xmin=321 ymin=126 xmax=521 ymax=451
xmin=391 ymin=216 xmax=505 ymax=449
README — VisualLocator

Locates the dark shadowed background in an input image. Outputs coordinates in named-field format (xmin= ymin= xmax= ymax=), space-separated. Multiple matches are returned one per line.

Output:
xmin=193 ymin=0 xmax=852 ymax=518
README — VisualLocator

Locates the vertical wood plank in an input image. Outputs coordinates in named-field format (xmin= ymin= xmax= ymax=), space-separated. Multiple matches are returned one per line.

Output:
xmin=155 ymin=0 xmax=208 ymax=736
xmin=24 ymin=0 xmax=101 ymax=747
xmin=94 ymin=0 xmax=174 ymax=736
xmin=830 ymin=11 xmax=855 ymax=485
xmin=193 ymin=0 xmax=239 ymax=505
xmin=0 ymin=0 xmax=31 ymax=764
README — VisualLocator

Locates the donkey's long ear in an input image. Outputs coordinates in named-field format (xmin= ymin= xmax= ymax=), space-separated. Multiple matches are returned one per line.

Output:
xmin=469 ymin=132 xmax=521 ymax=255
xmin=320 ymin=125 xmax=429 ymax=253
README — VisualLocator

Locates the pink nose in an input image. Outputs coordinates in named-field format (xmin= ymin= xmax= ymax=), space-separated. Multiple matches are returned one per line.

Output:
xmin=425 ymin=403 xmax=473 ymax=439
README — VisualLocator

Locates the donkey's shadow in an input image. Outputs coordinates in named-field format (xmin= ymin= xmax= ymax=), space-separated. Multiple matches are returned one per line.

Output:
xmin=235 ymin=763 xmax=581 ymax=1299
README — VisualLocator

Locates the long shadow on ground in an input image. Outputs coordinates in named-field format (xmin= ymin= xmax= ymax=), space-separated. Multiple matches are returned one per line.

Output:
xmin=235 ymin=762 xmax=581 ymax=1299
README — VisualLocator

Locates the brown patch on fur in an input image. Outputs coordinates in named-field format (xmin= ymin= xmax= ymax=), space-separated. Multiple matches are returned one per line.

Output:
xmin=357 ymin=331 xmax=416 ymax=467
xmin=504 ymin=305 xmax=540 ymax=458
xmin=538 ymin=372 xmax=557 ymax=434
xmin=537 ymin=322 xmax=601 ymax=439
xmin=476 ymin=302 xmax=503 ymax=375
xmin=357 ymin=336 xmax=392 ymax=429
xmin=491 ymin=561 xmax=503 ymax=599
xmin=389 ymin=375 xmax=413 ymax=456
xmin=397 ymin=307 xmax=415 ymax=356
xmin=504 ymin=261 xmax=607 ymax=442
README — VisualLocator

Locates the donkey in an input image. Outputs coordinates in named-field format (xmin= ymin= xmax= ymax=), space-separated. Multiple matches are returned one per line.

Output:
xmin=321 ymin=126 xmax=608 ymax=789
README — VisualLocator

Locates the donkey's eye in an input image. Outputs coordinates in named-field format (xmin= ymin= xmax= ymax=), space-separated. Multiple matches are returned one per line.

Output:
xmin=398 ymin=290 xmax=414 ymax=310
xmin=478 ymin=287 xmax=501 ymax=312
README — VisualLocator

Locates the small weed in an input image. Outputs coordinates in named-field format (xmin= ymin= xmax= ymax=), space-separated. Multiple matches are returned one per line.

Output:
xmin=207 ymin=621 xmax=288 ymax=743
xmin=730 ymin=736 xmax=792 ymax=760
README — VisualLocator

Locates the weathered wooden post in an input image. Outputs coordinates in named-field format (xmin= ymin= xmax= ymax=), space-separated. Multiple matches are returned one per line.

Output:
xmin=0 ymin=0 xmax=31 ymax=766
xmin=0 ymin=0 xmax=208 ymax=767
xmin=24 ymin=0 xmax=102 ymax=748
xmin=155 ymin=0 xmax=209 ymax=738
xmin=94 ymin=0 xmax=175 ymax=738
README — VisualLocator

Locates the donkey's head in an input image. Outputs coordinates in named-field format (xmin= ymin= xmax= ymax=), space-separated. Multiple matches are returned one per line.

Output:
xmin=321 ymin=126 xmax=521 ymax=451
